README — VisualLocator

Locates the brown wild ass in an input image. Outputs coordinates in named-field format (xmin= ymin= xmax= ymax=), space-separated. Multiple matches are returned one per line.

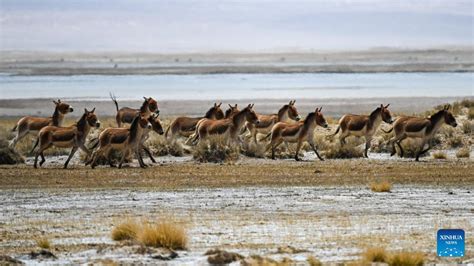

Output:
xmin=244 ymin=100 xmax=301 ymax=144
xmin=110 ymin=93 xmax=159 ymax=127
xmin=139 ymin=113 xmax=164 ymax=165
xmin=10 ymin=99 xmax=74 ymax=150
xmin=187 ymin=104 xmax=259 ymax=146
xmin=384 ymin=105 xmax=457 ymax=161
xmin=224 ymin=104 xmax=240 ymax=118
xmin=87 ymin=114 xmax=152 ymax=169
xmin=265 ymin=107 xmax=328 ymax=161
xmin=329 ymin=104 xmax=393 ymax=157
xmin=33 ymin=108 xmax=100 ymax=169
xmin=165 ymin=103 xmax=224 ymax=140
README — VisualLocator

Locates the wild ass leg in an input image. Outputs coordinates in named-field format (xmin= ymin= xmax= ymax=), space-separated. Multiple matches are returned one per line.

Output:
xmin=364 ymin=136 xmax=372 ymax=158
xmin=294 ymin=140 xmax=303 ymax=161
xmin=415 ymin=139 xmax=428 ymax=162
xmin=136 ymin=148 xmax=147 ymax=168
xmin=64 ymin=146 xmax=79 ymax=169
xmin=309 ymin=140 xmax=324 ymax=161
xmin=118 ymin=149 xmax=130 ymax=169
xmin=9 ymin=126 xmax=28 ymax=149
xmin=142 ymin=145 xmax=156 ymax=163
xmin=395 ymin=134 xmax=408 ymax=158
xmin=271 ymin=139 xmax=284 ymax=160
xmin=34 ymin=144 xmax=50 ymax=168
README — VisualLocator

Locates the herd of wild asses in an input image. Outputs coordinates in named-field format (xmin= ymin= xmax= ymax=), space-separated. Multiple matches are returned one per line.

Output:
xmin=8 ymin=95 xmax=458 ymax=168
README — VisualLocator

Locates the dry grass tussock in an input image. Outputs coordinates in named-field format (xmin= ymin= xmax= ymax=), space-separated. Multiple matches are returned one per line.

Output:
xmin=241 ymin=255 xmax=293 ymax=266
xmin=370 ymin=181 xmax=392 ymax=192
xmin=146 ymin=135 xmax=185 ymax=157
xmin=307 ymin=256 xmax=322 ymax=266
xmin=193 ymin=135 xmax=240 ymax=163
xmin=456 ymin=147 xmax=470 ymax=158
xmin=362 ymin=248 xmax=424 ymax=266
xmin=205 ymin=249 xmax=244 ymax=265
xmin=111 ymin=218 xmax=187 ymax=250
xmin=432 ymin=151 xmax=447 ymax=160
xmin=240 ymin=141 xmax=266 ymax=158
xmin=323 ymin=137 xmax=364 ymax=159
xmin=111 ymin=219 xmax=141 ymax=241
xmin=363 ymin=247 xmax=388 ymax=263
xmin=0 ymin=139 xmax=24 ymax=165
xmin=389 ymin=251 xmax=424 ymax=266
xmin=35 ymin=237 xmax=51 ymax=249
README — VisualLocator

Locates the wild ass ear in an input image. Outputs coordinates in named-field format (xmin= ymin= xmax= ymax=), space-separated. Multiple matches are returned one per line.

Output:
xmin=214 ymin=102 xmax=218 ymax=107
xmin=57 ymin=99 xmax=61 ymax=103
xmin=84 ymin=108 xmax=89 ymax=113
xmin=217 ymin=102 xmax=222 ymax=107
xmin=380 ymin=104 xmax=384 ymax=109
xmin=385 ymin=104 xmax=390 ymax=108
xmin=234 ymin=104 xmax=238 ymax=108
xmin=91 ymin=107 xmax=96 ymax=113
xmin=228 ymin=104 xmax=232 ymax=108
xmin=53 ymin=100 xmax=58 ymax=105
xmin=143 ymin=97 xmax=147 ymax=101
xmin=445 ymin=104 xmax=451 ymax=110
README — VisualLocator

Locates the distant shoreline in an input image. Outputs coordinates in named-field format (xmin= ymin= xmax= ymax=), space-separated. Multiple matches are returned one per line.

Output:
xmin=1 ymin=48 xmax=472 ymax=76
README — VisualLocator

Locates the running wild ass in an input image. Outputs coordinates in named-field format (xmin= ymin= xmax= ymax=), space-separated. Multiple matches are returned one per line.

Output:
xmin=165 ymin=103 xmax=224 ymax=140
xmin=110 ymin=93 xmax=158 ymax=127
xmin=187 ymin=104 xmax=260 ymax=146
xmin=385 ymin=105 xmax=457 ymax=161
xmin=330 ymin=104 xmax=393 ymax=157
xmin=87 ymin=114 xmax=152 ymax=169
xmin=244 ymin=100 xmax=301 ymax=144
xmin=33 ymin=108 xmax=100 ymax=169
xmin=266 ymin=107 xmax=328 ymax=161
xmin=10 ymin=100 xmax=74 ymax=150
xmin=139 ymin=113 xmax=164 ymax=165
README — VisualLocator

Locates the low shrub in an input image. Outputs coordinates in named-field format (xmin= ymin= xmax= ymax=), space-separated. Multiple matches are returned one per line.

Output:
xmin=193 ymin=136 xmax=239 ymax=163
xmin=323 ymin=142 xmax=364 ymax=159
xmin=35 ymin=237 xmax=51 ymax=250
xmin=147 ymin=136 xmax=184 ymax=157
xmin=370 ymin=181 xmax=392 ymax=193
xmin=462 ymin=121 xmax=472 ymax=134
xmin=111 ymin=219 xmax=140 ymax=241
xmin=456 ymin=147 xmax=470 ymax=158
xmin=0 ymin=139 xmax=24 ymax=165
xmin=389 ymin=251 xmax=424 ymax=266
xmin=137 ymin=221 xmax=187 ymax=250
xmin=432 ymin=151 xmax=447 ymax=160
xmin=240 ymin=141 xmax=266 ymax=158
xmin=363 ymin=247 xmax=388 ymax=263
xmin=307 ymin=256 xmax=322 ymax=266
xmin=205 ymin=249 xmax=244 ymax=265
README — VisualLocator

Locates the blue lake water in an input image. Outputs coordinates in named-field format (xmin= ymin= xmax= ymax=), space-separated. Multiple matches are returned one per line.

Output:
xmin=0 ymin=72 xmax=472 ymax=100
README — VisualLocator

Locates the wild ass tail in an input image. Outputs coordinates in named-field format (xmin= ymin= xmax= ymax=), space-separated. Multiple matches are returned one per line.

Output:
xmin=381 ymin=127 xmax=393 ymax=134
xmin=164 ymin=125 xmax=171 ymax=139
xmin=30 ymin=137 xmax=39 ymax=154
xmin=109 ymin=92 xmax=119 ymax=112
xmin=326 ymin=125 xmax=340 ymax=139
xmin=11 ymin=125 xmax=17 ymax=132
xmin=259 ymin=132 xmax=272 ymax=141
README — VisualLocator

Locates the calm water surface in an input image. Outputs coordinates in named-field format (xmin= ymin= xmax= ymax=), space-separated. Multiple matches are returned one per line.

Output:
xmin=0 ymin=72 xmax=472 ymax=100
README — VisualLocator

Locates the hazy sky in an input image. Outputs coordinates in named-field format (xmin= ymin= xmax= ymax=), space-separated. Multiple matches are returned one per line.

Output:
xmin=0 ymin=0 xmax=472 ymax=52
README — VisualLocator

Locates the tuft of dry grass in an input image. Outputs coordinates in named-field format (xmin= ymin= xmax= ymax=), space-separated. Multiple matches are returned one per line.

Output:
xmin=205 ymin=249 xmax=244 ymax=265
xmin=35 ymin=237 xmax=51 ymax=249
xmin=323 ymin=142 xmax=364 ymax=159
xmin=456 ymin=147 xmax=470 ymax=158
xmin=111 ymin=219 xmax=140 ymax=241
xmin=363 ymin=247 xmax=388 ymax=263
xmin=462 ymin=121 xmax=472 ymax=134
xmin=137 ymin=221 xmax=187 ymax=250
xmin=389 ymin=251 xmax=424 ymax=266
xmin=447 ymin=135 xmax=464 ymax=148
xmin=0 ymin=139 xmax=24 ymax=165
xmin=242 ymin=255 xmax=292 ymax=266
xmin=193 ymin=136 xmax=240 ymax=163
xmin=307 ymin=255 xmax=322 ymax=266
xmin=240 ymin=141 xmax=266 ymax=158
xmin=147 ymin=136 xmax=185 ymax=157
xmin=370 ymin=181 xmax=392 ymax=192
xmin=468 ymin=107 xmax=474 ymax=120
xmin=432 ymin=151 xmax=447 ymax=160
